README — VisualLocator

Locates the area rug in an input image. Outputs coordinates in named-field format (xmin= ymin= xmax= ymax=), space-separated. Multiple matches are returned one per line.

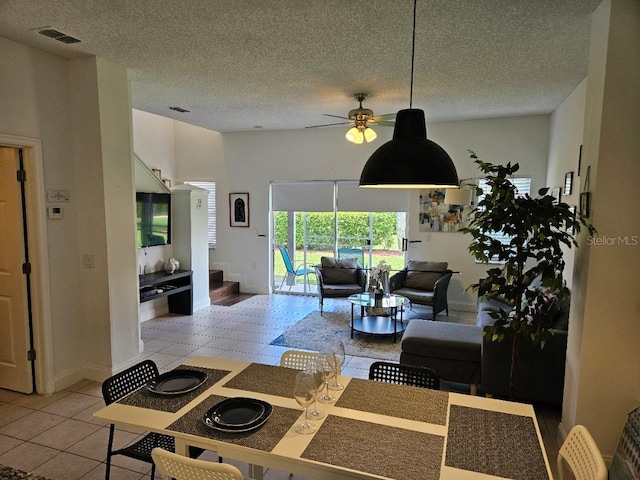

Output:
xmin=0 ymin=465 xmax=51 ymax=480
xmin=270 ymin=310 xmax=403 ymax=361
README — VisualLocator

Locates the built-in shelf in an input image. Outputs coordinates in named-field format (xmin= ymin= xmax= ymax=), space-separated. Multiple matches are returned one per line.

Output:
xmin=139 ymin=270 xmax=193 ymax=315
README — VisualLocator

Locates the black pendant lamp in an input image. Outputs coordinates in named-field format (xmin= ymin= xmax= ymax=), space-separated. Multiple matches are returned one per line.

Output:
xmin=359 ymin=0 xmax=459 ymax=188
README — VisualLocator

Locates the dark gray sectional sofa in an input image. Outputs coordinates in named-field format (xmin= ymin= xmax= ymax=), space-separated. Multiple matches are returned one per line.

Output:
xmin=477 ymin=294 xmax=570 ymax=404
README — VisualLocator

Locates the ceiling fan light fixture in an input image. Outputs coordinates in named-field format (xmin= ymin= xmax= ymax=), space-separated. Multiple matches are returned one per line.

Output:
xmin=364 ymin=127 xmax=377 ymax=143
xmin=346 ymin=126 xmax=364 ymax=144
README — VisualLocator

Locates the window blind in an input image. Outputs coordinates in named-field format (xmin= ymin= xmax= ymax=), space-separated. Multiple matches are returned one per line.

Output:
xmin=477 ymin=177 xmax=532 ymax=260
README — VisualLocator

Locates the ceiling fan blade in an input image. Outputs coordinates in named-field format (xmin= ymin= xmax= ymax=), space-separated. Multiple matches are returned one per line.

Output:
xmin=374 ymin=120 xmax=396 ymax=127
xmin=369 ymin=113 xmax=396 ymax=123
xmin=323 ymin=114 xmax=350 ymax=120
xmin=305 ymin=121 xmax=352 ymax=129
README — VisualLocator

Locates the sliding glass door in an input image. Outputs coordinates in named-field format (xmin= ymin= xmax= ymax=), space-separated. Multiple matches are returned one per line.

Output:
xmin=271 ymin=181 xmax=408 ymax=295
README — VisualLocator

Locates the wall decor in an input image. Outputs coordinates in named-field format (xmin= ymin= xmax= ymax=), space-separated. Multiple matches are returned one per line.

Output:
xmin=580 ymin=165 xmax=591 ymax=217
xmin=580 ymin=192 xmax=590 ymax=217
xmin=229 ymin=192 xmax=250 ymax=227
xmin=577 ymin=144 xmax=583 ymax=177
xmin=564 ymin=172 xmax=573 ymax=196
xmin=418 ymin=188 xmax=470 ymax=232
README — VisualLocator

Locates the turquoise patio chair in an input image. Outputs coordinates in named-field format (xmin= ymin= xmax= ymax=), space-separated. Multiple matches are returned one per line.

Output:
xmin=277 ymin=245 xmax=314 ymax=290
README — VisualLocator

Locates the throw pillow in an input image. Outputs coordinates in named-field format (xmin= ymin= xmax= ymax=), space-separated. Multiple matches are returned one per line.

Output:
xmin=320 ymin=257 xmax=359 ymax=285
xmin=405 ymin=260 xmax=448 ymax=291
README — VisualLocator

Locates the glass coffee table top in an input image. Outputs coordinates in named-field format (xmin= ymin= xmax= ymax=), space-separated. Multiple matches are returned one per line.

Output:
xmin=347 ymin=292 xmax=408 ymax=309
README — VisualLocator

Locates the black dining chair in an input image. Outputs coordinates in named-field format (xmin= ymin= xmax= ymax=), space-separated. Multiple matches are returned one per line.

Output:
xmin=368 ymin=361 xmax=441 ymax=390
xmin=101 ymin=360 xmax=175 ymax=480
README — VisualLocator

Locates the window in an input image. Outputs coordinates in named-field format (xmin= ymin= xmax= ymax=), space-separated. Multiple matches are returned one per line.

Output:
xmin=185 ymin=181 xmax=216 ymax=248
xmin=476 ymin=177 xmax=531 ymax=261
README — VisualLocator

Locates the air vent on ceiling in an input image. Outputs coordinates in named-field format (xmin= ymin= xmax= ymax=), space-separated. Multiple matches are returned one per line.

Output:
xmin=38 ymin=28 xmax=81 ymax=44
xmin=169 ymin=106 xmax=190 ymax=113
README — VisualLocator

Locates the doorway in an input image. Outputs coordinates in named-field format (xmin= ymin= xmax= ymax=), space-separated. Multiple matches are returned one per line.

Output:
xmin=271 ymin=181 xmax=409 ymax=295
xmin=0 ymin=136 xmax=51 ymax=394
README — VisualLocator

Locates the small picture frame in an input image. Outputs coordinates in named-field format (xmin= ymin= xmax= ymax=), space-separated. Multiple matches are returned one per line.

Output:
xmin=577 ymin=145 xmax=583 ymax=177
xmin=229 ymin=192 xmax=250 ymax=227
xmin=162 ymin=178 xmax=172 ymax=188
xmin=580 ymin=192 xmax=591 ymax=217
xmin=564 ymin=172 xmax=573 ymax=196
xmin=152 ymin=168 xmax=162 ymax=178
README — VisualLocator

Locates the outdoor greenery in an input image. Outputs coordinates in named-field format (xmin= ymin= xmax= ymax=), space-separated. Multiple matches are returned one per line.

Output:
xmin=461 ymin=152 xmax=595 ymax=399
xmin=273 ymin=249 xmax=406 ymax=287
xmin=274 ymin=211 xmax=398 ymax=249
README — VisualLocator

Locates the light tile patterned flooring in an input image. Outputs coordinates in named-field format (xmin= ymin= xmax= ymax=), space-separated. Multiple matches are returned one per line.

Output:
xmin=0 ymin=294 xmax=561 ymax=479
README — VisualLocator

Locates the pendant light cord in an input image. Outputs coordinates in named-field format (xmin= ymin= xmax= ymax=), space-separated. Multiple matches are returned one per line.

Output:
xmin=409 ymin=0 xmax=417 ymax=109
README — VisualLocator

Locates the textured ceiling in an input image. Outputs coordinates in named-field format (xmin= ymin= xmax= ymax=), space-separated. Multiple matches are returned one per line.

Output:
xmin=0 ymin=0 xmax=602 ymax=133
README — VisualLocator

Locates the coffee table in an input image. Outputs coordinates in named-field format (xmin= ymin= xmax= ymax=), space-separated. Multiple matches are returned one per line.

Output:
xmin=347 ymin=292 xmax=408 ymax=343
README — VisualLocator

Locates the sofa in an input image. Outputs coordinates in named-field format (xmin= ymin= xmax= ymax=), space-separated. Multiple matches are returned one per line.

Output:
xmin=478 ymin=292 xmax=570 ymax=404
xmin=401 ymin=280 xmax=570 ymax=404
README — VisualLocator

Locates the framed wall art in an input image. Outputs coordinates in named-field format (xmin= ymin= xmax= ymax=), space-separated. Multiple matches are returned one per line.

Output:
xmin=229 ymin=192 xmax=250 ymax=227
xmin=418 ymin=188 xmax=470 ymax=232
xmin=564 ymin=172 xmax=573 ymax=196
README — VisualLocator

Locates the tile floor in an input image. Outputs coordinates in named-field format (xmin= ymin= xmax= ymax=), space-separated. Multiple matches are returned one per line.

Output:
xmin=0 ymin=294 xmax=561 ymax=479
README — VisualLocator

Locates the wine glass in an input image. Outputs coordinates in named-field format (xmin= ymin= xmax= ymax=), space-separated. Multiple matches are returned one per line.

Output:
xmin=317 ymin=353 xmax=337 ymax=404
xmin=304 ymin=359 xmax=326 ymax=419
xmin=293 ymin=371 xmax=317 ymax=434
xmin=328 ymin=341 xmax=346 ymax=391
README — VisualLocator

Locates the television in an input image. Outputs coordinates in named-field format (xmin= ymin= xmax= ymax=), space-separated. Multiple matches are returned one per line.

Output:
xmin=136 ymin=192 xmax=171 ymax=247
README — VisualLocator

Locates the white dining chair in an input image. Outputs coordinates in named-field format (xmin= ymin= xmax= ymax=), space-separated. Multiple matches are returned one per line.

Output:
xmin=152 ymin=448 xmax=244 ymax=480
xmin=557 ymin=425 xmax=607 ymax=480
xmin=280 ymin=349 xmax=319 ymax=370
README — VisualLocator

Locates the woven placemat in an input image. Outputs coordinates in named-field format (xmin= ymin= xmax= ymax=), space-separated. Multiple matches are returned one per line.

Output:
xmin=445 ymin=405 xmax=549 ymax=480
xmin=119 ymin=366 xmax=231 ymax=413
xmin=167 ymin=395 xmax=301 ymax=452
xmin=335 ymin=378 xmax=449 ymax=425
xmin=302 ymin=415 xmax=443 ymax=480
xmin=222 ymin=363 xmax=299 ymax=397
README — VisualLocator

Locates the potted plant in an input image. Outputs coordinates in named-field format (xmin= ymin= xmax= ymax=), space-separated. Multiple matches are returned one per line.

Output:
xmin=461 ymin=152 xmax=595 ymax=400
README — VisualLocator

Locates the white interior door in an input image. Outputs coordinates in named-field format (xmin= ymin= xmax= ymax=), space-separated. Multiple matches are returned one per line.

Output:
xmin=0 ymin=147 xmax=33 ymax=393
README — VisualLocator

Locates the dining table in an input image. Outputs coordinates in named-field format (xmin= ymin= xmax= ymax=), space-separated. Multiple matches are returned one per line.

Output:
xmin=93 ymin=356 xmax=553 ymax=480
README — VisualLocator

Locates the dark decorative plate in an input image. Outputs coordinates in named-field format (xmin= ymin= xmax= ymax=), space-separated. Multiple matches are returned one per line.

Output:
xmin=146 ymin=369 xmax=208 ymax=395
xmin=203 ymin=398 xmax=273 ymax=432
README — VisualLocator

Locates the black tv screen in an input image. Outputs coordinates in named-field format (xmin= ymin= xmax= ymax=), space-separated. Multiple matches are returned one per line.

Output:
xmin=136 ymin=192 xmax=171 ymax=247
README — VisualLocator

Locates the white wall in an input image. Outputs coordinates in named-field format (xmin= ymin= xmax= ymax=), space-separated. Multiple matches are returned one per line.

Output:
xmin=0 ymin=37 xmax=81 ymax=392
xmin=0 ymin=37 xmax=140 ymax=391
xmin=547 ymin=79 xmax=588 ymax=289
xmin=562 ymin=0 xmax=640 ymax=457
xmin=134 ymin=112 xmax=551 ymax=308
xmin=409 ymin=116 xmax=551 ymax=308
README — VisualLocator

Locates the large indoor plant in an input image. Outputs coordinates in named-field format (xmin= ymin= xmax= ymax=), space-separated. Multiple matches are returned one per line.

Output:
xmin=461 ymin=152 xmax=595 ymax=400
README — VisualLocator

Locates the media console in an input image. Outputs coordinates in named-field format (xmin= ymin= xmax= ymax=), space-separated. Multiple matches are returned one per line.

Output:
xmin=139 ymin=270 xmax=193 ymax=315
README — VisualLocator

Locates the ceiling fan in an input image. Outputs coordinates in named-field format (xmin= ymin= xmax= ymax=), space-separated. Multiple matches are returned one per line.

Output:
xmin=306 ymin=94 xmax=396 ymax=144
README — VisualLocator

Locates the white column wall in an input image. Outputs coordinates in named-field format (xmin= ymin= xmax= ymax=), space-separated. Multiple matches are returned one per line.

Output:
xmin=561 ymin=0 xmax=640 ymax=456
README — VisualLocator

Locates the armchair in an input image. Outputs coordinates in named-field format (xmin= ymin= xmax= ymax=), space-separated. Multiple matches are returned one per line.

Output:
xmin=390 ymin=260 xmax=452 ymax=317
xmin=315 ymin=256 xmax=366 ymax=315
